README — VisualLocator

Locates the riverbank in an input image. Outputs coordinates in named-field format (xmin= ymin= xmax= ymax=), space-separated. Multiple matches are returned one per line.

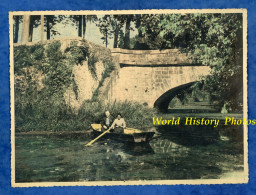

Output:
xmin=16 ymin=129 xmax=93 ymax=137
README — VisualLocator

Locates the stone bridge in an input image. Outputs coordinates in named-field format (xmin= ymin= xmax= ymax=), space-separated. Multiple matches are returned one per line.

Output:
xmin=100 ymin=48 xmax=211 ymax=112
xmin=13 ymin=38 xmax=211 ymax=112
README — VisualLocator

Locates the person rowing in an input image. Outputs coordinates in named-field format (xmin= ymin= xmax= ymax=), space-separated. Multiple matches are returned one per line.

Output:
xmin=110 ymin=113 xmax=126 ymax=133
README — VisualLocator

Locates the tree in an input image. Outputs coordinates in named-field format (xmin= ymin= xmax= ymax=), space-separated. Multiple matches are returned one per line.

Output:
xmin=120 ymin=14 xmax=164 ymax=50
xmin=118 ymin=29 xmax=125 ymax=48
xmin=124 ymin=15 xmax=133 ymax=49
xmin=96 ymin=15 xmax=114 ymax=47
xmin=82 ymin=15 xmax=86 ymax=38
xmin=130 ymin=13 xmax=243 ymax=110
xmin=69 ymin=15 xmax=97 ymax=38
xmin=19 ymin=15 xmax=43 ymax=43
xmin=133 ymin=14 xmax=164 ymax=49
xmin=21 ymin=14 xmax=30 ymax=43
xmin=13 ymin=16 xmax=22 ymax=43
xmin=68 ymin=15 xmax=82 ymax=37
xmin=40 ymin=15 xmax=44 ymax=41
xmin=28 ymin=15 xmax=41 ymax=42
xmin=112 ymin=15 xmax=125 ymax=48
xmin=45 ymin=15 xmax=65 ymax=40
xmin=157 ymin=13 xmax=243 ymax=111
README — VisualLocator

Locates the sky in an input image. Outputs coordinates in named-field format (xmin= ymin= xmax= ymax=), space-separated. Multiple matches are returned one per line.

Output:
xmin=16 ymin=15 xmax=137 ymax=48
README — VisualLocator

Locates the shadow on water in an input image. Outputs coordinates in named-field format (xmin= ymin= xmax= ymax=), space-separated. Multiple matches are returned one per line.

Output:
xmin=122 ymin=143 xmax=155 ymax=156
xmin=155 ymin=118 xmax=244 ymax=156
xmin=96 ymin=139 xmax=155 ymax=156
xmin=156 ymin=121 xmax=220 ymax=147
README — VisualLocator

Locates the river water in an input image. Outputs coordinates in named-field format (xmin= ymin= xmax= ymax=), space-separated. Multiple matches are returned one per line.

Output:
xmin=15 ymin=122 xmax=243 ymax=182
xmin=15 ymin=124 xmax=244 ymax=182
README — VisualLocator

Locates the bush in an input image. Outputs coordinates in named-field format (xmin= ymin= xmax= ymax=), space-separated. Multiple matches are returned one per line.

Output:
xmin=76 ymin=100 xmax=158 ymax=130
xmin=14 ymin=40 xmax=120 ymax=132
xmin=15 ymin=99 xmax=157 ymax=132
xmin=105 ymin=101 xmax=157 ymax=129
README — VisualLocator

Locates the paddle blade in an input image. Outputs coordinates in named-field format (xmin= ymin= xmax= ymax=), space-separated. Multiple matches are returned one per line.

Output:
xmin=85 ymin=128 xmax=111 ymax=146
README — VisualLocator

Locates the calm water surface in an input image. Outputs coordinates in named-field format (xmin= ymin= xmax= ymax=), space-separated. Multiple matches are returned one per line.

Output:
xmin=15 ymin=126 xmax=244 ymax=182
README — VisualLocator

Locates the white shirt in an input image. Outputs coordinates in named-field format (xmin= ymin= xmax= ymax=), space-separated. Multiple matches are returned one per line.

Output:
xmin=110 ymin=118 xmax=126 ymax=129
xmin=106 ymin=118 xmax=110 ymax=126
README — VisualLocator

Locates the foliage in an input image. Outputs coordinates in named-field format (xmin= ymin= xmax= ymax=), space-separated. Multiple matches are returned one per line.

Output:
xmin=65 ymin=41 xmax=89 ymax=65
xmin=96 ymin=15 xmax=114 ymax=47
xmin=45 ymin=15 xmax=66 ymax=38
xmin=92 ymin=59 xmax=115 ymax=100
xmin=14 ymin=41 xmax=78 ymax=131
xmin=13 ymin=15 xmax=22 ymax=43
xmin=14 ymin=39 xmax=118 ymax=132
xmin=77 ymin=100 xmax=158 ymax=130
xmin=42 ymin=41 xmax=74 ymax=95
xmin=163 ymin=13 xmax=243 ymax=112
xmin=67 ymin=15 xmax=98 ymax=37
xmin=87 ymin=54 xmax=99 ymax=79
xmin=86 ymin=40 xmax=114 ymax=81
xmin=134 ymin=13 xmax=243 ymax=111
xmin=96 ymin=14 xmax=136 ymax=48
xmin=133 ymin=14 xmax=166 ymax=50
xmin=118 ymin=30 xmax=125 ymax=48
xmin=105 ymin=101 xmax=158 ymax=129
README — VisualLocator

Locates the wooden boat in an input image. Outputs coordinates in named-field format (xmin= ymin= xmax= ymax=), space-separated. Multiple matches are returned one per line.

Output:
xmin=91 ymin=124 xmax=155 ymax=143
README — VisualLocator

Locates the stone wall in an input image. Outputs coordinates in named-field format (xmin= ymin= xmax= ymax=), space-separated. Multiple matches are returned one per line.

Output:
xmin=97 ymin=55 xmax=120 ymax=104
xmin=64 ymin=60 xmax=105 ymax=110
xmin=108 ymin=65 xmax=210 ymax=108
xmin=98 ymin=48 xmax=211 ymax=108
xmin=111 ymin=48 xmax=193 ymax=65
xmin=63 ymin=39 xmax=115 ymax=110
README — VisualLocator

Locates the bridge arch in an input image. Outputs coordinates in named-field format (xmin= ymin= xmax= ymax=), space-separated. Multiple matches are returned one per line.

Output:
xmin=154 ymin=82 xmax=196 ymax=113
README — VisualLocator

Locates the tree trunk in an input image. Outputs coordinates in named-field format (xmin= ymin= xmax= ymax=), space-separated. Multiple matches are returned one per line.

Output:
xmin=28 ymin=16 xmax=34 ymax=42
xmin=113 ymin=21 xmax=119 ymax=48
xmin=105 ymin=31 xmax=108 ymax=48
xmin=46 ymin=16 xmax=50 ymax=40
xmin=41 ymin=15 xmax=44 ymax=41
xmin=21 ymin=14 xmax=30 ymax=43
xmin=82 ymin=15 xmax=86 ymax=39
xmin=14 ymin=16 xmax=20 ymax=43
xmin=136 ymin=15 xmax=143 ymax=38
xmin=78 ymin=15 xmax=82 ymax=37
xmin=124 ymin=16 xmax=131 ymax=49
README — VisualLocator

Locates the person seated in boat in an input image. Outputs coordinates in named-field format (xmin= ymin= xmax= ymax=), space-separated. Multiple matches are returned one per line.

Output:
xmin=110 ymin=113 xmax=126 ymax=133
xmin=101 ymin=110 xmax=114 ymax=132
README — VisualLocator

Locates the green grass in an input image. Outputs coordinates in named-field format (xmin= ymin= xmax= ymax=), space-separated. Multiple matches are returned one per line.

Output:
xmin=15 ymin=100 xmax=157 ymax=132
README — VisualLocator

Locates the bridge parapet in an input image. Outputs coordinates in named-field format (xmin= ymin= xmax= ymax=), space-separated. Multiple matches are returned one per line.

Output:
xmin=111 ymin=48 xmax=195 ymax=66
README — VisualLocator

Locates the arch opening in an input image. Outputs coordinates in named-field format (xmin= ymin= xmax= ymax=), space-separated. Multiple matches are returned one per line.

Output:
xmin=153 ymin=82 xmax=196 ymax=113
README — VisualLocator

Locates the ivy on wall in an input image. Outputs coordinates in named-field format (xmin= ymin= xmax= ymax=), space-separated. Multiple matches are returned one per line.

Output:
xmin=14 ymin=40 xmax=115 ymax=131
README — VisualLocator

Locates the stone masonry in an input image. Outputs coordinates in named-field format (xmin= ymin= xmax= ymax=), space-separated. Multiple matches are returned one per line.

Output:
xmin=104 ymin=48 xmax=211 ymax=109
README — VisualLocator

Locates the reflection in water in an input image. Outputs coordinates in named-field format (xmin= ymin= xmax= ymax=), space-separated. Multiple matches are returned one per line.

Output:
xmin=15 ymin=125 xmax=244 ymax=182
xmin=156 ymin=123 xmax=220 ymax=146
xmin=122 ymin=143 xmax=155 ymax=156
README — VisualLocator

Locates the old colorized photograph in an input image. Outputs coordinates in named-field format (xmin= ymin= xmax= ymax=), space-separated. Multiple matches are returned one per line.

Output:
xmin=10 ymin=9 xmax=248 ymax=187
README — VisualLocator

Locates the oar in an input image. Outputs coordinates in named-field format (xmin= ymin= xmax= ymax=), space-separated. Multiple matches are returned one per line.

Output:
xmin=85 ymin=128 xmax=112 ymax=146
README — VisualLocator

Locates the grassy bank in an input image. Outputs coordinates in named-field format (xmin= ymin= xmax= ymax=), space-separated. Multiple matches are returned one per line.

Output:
xmin=15 ymin=100 xmax=157 ymax=132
